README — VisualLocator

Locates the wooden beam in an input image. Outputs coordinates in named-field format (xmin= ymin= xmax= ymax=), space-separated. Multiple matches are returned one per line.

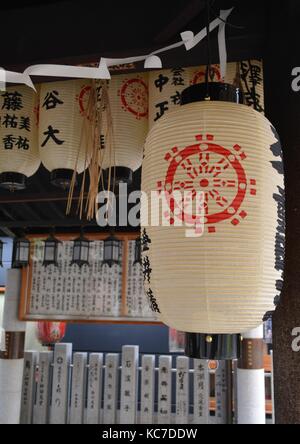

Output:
xmin=0 ymin=192 xmax=84 ymax=204
xmin=0 ymin=227 xmax=16 ymax=238
xmin=1 ymin=1 xmax=264 ymax=71
xmin=154 ymin=0 xmax=205 ymax=43
xmin=0 ymin=219 xmax=97 ymax=228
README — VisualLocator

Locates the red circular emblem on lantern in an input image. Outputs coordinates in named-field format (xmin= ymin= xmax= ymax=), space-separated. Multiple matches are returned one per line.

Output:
xmin=190 ymin=66 xmax=221 ymax=85
xmin=77 ymin=84 xmax=92 ymax=119
xmin=157 ymin=134 xmax=256 ymax=232
xmin=119 ymin=77 xmax=148 ymax=119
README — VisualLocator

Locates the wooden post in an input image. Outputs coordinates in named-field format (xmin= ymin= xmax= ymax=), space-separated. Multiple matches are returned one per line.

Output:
xmin=237 ymin=326 xmax=265 ymax=424
xmin=264 ymin=0 xmax=300 ymax=424
xmin=0 ymin=269 xmax=26 ymax=424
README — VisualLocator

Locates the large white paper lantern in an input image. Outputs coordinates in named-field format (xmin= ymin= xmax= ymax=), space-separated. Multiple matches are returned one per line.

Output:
xmin=100 ymin=73 xmax=148 ymax=185
xmin=0 ymin=85 xmax=40 ymax=190
xmin=141 ymin=83 xmax=284 ymax=359
xmin=39 ymin=79 xmax=91 ymax=188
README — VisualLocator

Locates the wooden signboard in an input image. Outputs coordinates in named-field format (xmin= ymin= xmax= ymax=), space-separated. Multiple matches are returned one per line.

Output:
xmin=19 ymin=232 xmax=158 ymax=324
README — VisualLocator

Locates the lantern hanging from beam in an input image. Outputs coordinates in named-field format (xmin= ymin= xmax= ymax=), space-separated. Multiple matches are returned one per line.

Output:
xmin=0 ymin=85 xmax=40 ymax=190
xmin=39 ymin=79 xmax=92 ymax=189
xmin=13 ymin=237 xmax=30 ymax=268
xmin=43 ymin=233 xmax=61 ymax=267
xmin=71 ymin=231 xmax=91 ymax=267
xmin=141 ymin=82 xmax=285 ymax=360
xmin=36 ymin=321 xmax=66 ymax=348
xmin=102 ymin=234 xmax=122 ymax=268
xmin=99 ymin=73 xmax=148 ymax=186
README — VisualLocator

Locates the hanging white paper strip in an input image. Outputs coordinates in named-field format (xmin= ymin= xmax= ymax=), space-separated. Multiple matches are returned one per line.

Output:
xmin=3 ymin=9 xmax=233 ymax=89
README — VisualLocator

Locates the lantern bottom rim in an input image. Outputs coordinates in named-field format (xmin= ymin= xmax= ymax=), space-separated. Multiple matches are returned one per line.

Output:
xmin=50 ymin=169 xmax=77 ymax=190
xmin=185 ymin=332 xmax=242 ymax=360
xmin=0 ymin=172 xmax=26 ymax=191
xmin=103 ymin=167 xmax=133 ymax=188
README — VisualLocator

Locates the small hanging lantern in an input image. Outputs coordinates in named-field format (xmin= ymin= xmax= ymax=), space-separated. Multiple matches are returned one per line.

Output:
xmin=71 ymin=231 xmax=91 ymax=267
xmin=100 ymin=72 xmax=149 ymax=186
xmin=0 ymin=85 xmax=40 ymax=191
xmin=13 ymin=237 xmax=30 ymax=268
xmin=39 ymin=79 xmax=92 ymax=189
xmin=0 ymin=239 xmax=4 ymax=267
xmin=102 ymin=234 xmax=122 ymax=267
xmin=43 ymin=233 xmax=61 ymax=267
xmin=36 ymin=321 xmax=66 ymax=348
xmin=133 ymin=237 xmax=142 ymax=266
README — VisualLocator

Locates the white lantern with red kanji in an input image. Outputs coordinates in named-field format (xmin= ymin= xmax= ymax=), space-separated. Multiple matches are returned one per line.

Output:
xmin=0 ymin=85 xmax=40 ymax=190
xmin=39 ymin=79 xmax=92 ymax=188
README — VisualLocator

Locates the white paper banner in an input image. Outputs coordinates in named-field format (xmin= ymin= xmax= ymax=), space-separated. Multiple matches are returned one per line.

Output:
xmin=2 ymin=9 xmax=233 ymax=90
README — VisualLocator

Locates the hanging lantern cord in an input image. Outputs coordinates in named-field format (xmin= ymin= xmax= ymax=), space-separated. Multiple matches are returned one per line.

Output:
xmin=247 ymin=59 xmax=259 ymax=112
xmin=205 ymin=0 xmax=211 ymax=100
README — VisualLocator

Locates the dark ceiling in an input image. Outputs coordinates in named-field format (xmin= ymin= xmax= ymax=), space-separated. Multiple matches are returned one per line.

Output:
xmin=0 ymin=0 xmax=268 ymax=237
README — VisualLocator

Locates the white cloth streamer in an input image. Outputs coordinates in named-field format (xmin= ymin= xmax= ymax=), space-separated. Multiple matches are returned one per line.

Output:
xmin=3 ymin=8 xmax=233 ymax=90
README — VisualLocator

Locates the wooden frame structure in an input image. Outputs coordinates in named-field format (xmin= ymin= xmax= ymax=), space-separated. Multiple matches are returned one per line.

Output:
xmin=19 ymin=232 xmax=161 ymax=325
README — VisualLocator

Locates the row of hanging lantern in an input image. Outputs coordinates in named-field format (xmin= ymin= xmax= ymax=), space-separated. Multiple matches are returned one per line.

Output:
xmin=0 ymin=73 xmax=149 ymax=194
xmin=8 ymin=233 xmax=143 ymax=269
xmin=0 ymin=60 xmax=264 ymax=195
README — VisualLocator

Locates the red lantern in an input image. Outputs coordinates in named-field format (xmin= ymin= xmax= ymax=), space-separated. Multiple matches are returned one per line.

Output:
xmin=36 ymin=321 xmax=66 ymax=347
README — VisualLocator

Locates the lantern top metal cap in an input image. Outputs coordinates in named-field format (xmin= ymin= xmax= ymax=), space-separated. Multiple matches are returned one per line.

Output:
xmin=104 ymin=233 xmax=121 ymax=242
xmin=181 ymin=82 xmax=244 ymax=106
xmin=74 ymin=233 xmax=91 ymax=243
xmin=45 ymin=234 xmax=62 ymax=244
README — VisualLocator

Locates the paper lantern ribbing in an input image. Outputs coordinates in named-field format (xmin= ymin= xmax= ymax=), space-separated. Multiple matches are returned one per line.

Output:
xmin=99 ymin=73 xmax=148 ymax=185
xmin=39 ymin=79 xmax=92 ymax=188
xmin=0 ymin=85 xmax=40 ymax=190
xmin=141 ymin=84 xmax=284 ymax=357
